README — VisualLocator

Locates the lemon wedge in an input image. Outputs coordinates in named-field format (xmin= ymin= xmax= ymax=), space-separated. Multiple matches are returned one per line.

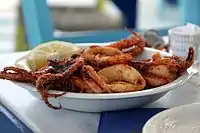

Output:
xmin=27 ymin=40 xmax=81 ymax=71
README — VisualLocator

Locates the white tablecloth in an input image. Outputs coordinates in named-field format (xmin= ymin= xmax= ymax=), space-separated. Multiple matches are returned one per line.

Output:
xmin=0 ymin=52 xmax=200 ymax=133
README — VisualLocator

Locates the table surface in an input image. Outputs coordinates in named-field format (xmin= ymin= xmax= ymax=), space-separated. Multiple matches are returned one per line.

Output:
xmin=0 ymin=52 xmax=200 ymax=133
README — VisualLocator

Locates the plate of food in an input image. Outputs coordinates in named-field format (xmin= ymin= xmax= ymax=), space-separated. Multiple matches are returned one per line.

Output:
xmin=142 ymin=103 xmax=200 ymax=133
xmin=0 ymin=31 xmax=196 ymax=112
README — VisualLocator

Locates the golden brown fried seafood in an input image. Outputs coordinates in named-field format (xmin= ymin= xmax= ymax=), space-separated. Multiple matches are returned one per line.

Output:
xmin=129 ymin=47 xmax=194 ymax=87
xmin=97 ymin=64 xmax=146 ymax=93
xmin=81 ymin=46 xmax=133 ymax=68
xmin=107 ymin=30 xmax=146 ymax=57
xmin=0 ymin=66 xmax=36 ymax=83
xmin=81 ymin=65 xmax=110 ymax=93
xmin=35 ymin=57 xmax=85 ymax=109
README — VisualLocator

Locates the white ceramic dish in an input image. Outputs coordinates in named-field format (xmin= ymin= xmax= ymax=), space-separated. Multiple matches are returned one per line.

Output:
xmin=12 ymin=43 xmax=195 ymax=112
xmin=143 ymin=103 xmax=200 ymax=133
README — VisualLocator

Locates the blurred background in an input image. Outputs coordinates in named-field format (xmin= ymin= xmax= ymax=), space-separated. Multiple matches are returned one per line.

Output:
xmin=0 ymin=0 xmax=182 ymax=53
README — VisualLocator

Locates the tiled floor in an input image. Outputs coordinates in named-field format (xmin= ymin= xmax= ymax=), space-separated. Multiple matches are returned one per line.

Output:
xmin=0 ymin=0 xmax=181 ymax=53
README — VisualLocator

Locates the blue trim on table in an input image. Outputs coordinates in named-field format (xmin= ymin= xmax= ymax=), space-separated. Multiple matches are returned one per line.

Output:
xmin=98 ymin=108 xmax=166 ymax=133
xmin=0 ymin=104 xmax=32 ymax=133
xmin=0 ymin=101 xmax=167 ymax=133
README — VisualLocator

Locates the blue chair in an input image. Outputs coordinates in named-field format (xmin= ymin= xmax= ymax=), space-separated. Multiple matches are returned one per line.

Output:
xmin=20 ymin=0 xmax=171 ymax=49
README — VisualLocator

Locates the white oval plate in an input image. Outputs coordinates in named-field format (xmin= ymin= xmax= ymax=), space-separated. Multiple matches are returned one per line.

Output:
xmin=143 ymin=103 xmax=200 ymax=133
xmin=12 ymin=43 xmax=195 ymax=112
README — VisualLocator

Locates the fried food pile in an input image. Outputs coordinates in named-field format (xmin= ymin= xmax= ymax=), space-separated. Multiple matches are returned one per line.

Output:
xmin=0 ymin=31 xmax=194 ymax=109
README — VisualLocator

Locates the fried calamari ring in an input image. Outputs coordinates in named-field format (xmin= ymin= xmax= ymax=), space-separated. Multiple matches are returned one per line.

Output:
xmin=81 ymin=46 xmax=133 ymax=67
xmin=97 ymin=64 xmax=146 ymax=93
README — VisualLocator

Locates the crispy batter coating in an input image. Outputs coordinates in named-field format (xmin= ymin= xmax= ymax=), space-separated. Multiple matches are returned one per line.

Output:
xmin=129 ymin=47 xmax=194 ymax=87
xmin=107 ymin=30 xmax=146 ymax=56
xmin=81 ymin=46 xmax=133 ymax=68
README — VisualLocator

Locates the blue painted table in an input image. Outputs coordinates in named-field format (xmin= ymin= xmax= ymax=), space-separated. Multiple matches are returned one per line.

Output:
xmin=0 ymin=105 xmax=31 ymax=133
